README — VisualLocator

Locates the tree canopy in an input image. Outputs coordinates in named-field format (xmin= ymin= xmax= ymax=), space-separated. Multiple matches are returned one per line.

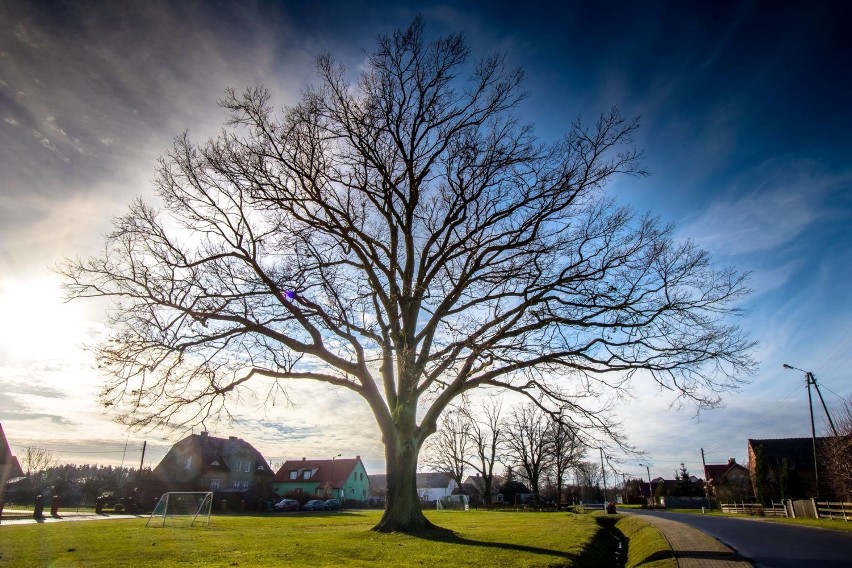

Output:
xmin=61 ymin=17 xmax=755 ymax=532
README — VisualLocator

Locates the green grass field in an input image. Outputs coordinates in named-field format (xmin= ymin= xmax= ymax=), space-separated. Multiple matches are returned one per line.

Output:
xmin=0 ymin=510 xmax=672 ymax=567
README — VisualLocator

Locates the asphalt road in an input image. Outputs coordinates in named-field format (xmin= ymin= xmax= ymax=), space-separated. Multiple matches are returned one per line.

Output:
xmin=630 ymin=509 xmax=852 ymax=567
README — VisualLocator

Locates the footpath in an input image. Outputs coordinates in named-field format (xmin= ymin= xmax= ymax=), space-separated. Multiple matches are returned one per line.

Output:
xmin=633 ymin=513 xmax=752 ymax=567
xmin=0 ymin=512 xmax=145 ymax=526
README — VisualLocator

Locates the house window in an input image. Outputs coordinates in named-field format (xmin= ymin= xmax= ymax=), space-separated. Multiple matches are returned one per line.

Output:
xmin=362 ymin=489 xmax=366 ymax=498
xmin=243 ymin=461 xmax=250 ymax=473
xmin=210 ymin=479 xmax=220 ymax=490
xmin=360 ymin=473 xmax=364 ymax=481
xmin=234 ymin=459 xmax=241 ymax=471
xmin=184 ymin=456 xmax=193 ymax=470
xmin=241 ymin=480 xmax=249 ymax=491
xmin=303 ymin=470 xmax=311 ymax=480
xmin=233 ymin=480 xmax=241 ymax=490
xmin=289 ymin=470 xmax=298 ymax=480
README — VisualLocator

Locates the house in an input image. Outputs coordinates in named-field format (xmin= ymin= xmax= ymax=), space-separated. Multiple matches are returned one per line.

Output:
xmin=369 ymin=472 xmax=457 ymax=503
xmin=1 ymin=423 xmax=24 ymax=499
xmin=704 ymin=458 xmax=751 ymax=501
xmin=153 ymin=431 xmax=273 ymax=493
xmin=272 ymin=456 xmax=370 ymax=502
xmin=748 ymin=437 xmax=834 ymax=500
xmin=462 ymin=473 xmax=504 ymax=504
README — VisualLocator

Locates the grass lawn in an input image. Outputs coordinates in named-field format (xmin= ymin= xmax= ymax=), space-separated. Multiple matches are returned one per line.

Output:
xmin=0 ymin=509 xmax=658 ymax=567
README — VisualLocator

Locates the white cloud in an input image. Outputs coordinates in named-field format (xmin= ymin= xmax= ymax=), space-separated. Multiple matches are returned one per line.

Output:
xmin=4 ymin=116 xmax=18 ymax=126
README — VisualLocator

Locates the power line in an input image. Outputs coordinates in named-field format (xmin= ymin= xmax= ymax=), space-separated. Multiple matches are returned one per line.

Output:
xmin=10 ymin=443 xmax=131 ymax=455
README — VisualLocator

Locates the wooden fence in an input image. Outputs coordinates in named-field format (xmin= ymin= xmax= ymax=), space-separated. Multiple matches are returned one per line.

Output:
xmin=816 ymin=501 xmax=852 ymax=522
xmin=721 ymin=500 xmax=852 ymax=521
xmin=720 ymin=501 xmax=787 ymax=517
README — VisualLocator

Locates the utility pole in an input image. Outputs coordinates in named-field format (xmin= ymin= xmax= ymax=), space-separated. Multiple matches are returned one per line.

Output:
xmin=783 ymin=363 xmax=838 ymax=498
xmin=138 ymin=440 xmax=147 ymax=482
xmin=599 ymin=447 xmax=608 ymax=503
xmin=641 ymin=464 xmax=653 ymax=505
xmin=701 ymin=448 xmax=709 ymax=500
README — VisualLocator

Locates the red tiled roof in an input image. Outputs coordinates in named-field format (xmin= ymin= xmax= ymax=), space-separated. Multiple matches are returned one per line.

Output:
xmin=274 ymin=457 xmax=363 ymax=486
xmin=704 ymin=458 xmax=749 ymax=485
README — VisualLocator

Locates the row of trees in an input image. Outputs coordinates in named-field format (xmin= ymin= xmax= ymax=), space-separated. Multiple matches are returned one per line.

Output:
xmin=422 ymin=398 xmax=604 ymax=508
xmin=6 ymin=448 xmax=151 ymax=506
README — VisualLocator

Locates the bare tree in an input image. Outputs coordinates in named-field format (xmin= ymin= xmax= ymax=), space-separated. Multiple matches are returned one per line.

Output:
xmin=20 ymin=446 xmax=58 ymax=495
xmin=503 ymin=404 xmax=552 ymax=505
xmin=421 ymin=404 xmax=469 ymax=491
xmin=60 ymin=18 xmax=755 ymax=532
xmin=548 ymin=418 xmax=585 ymax=509
xmin=573 ymin=460 xmax=603 ymax=503
xmin=823 ymin=402 xmax=852 ymax=501
xmin=463 ymin=397 xmax=504 ymax=508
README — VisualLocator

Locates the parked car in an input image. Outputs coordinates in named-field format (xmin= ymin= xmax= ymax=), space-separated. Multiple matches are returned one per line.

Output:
xmin=273 ymin=498 xmax=300 ymax=511
xmin=324 ymin=499 xmax=341 ymax=510
xmin=303 ymin=499 xmax=328 ymax=511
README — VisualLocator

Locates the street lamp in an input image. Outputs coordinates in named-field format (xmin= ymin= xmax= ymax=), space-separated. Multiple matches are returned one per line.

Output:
xmin=330 ymin=453 xmax=342 ymax=499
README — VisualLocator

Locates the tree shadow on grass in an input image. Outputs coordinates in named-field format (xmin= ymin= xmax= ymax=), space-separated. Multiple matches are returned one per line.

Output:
xmin=406 ymin=527 xmax=590 ymax=565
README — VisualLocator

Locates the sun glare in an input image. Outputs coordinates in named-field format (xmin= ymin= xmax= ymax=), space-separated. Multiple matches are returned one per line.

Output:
xmin=0 ymin=274 xmax=96 ymax=363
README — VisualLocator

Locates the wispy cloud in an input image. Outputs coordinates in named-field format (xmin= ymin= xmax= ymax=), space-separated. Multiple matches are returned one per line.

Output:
xmin=681 ymin=162 xmax=837 ymax=257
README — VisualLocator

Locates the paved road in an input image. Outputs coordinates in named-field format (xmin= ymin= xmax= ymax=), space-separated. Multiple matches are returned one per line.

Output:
xmin=630 ymin=509 xmax=852 ymax=567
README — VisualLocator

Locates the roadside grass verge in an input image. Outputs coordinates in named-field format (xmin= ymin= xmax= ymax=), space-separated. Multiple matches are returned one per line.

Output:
xmin=625 ymin=506 xmax=852 ymax=532
xmin=612 ymin=515 xmax=675 ymax=568
xmin=0 ymin=509 xmax=639 ymax=567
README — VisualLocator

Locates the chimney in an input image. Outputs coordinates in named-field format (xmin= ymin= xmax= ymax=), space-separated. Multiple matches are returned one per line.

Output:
xmin=302 ymin=457 xmax=306 ymax=461
xmin=728 ymin=458 xmax=736 ymax=464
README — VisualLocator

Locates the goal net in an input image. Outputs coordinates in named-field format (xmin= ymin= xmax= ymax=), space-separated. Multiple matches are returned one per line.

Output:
xmin=146 ymin=492 xmax=213 ymax=527
xmin=436 ymin=494 xmax=469 ymax=511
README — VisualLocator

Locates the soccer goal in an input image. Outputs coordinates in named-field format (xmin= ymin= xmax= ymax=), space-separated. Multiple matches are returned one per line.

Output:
xmin=436 ymin=494 xmax=469 ymax=511
xmin=146 ymin=492 xmax=213 ymax=527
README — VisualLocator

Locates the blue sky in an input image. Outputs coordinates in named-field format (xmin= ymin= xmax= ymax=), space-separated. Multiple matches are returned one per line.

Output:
xmin=1 ymin=0 xmax=850 ymax=482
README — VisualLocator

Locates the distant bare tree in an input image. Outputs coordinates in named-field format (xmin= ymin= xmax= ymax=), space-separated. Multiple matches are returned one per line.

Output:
xmin=20 ymin=446 xmax=58 ymax=494
xmin=463 ymin=397 xmax=504 ymax=508
xmin=548 ymin=418 xmax=585 ymax=509
xmin=504 ymin=404 xmax=553 ymax=505
xmin=823 ymin=402 xmax=852 ymax=500
xmin=60 ymin=17 xmax=755 ymax=532
xmin=573 ymin=460 xmax=603 ymax=502
xmin=422 ymin=405 xmax=470 ymax=491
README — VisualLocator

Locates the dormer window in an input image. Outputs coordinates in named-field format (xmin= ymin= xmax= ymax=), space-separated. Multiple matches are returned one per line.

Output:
xmin=184 ymin=456 xmax=193 ymax=470
xmin=303 ymin=470 xmax=311 ymax=480
xmin=210 ymin=461 xmax=219 ymax=466
xmin=289 ymin=470 xmax=298 ymax=480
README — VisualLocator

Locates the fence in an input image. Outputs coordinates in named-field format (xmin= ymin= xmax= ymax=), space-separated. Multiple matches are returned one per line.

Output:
xmin=0 ymin=496 xmax=101 ymax=522
xmin=720 ymin=501 xmax=787 ymax=517
xmin=721 ymin=500 xmax=852 ymax=521
xmin=0 ymin=500 xmax=36 ymax=520
xmin=815 ymin=501 xmax=852 ymax=522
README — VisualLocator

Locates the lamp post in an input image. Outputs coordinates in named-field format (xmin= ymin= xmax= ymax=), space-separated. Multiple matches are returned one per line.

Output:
xmin=782 ymin=363 xmax=838 ymax=498
xmin=330 ymin=454 xmax=341 ymax=499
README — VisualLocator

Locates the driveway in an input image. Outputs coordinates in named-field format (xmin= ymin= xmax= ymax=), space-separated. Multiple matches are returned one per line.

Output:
xmin=629 ymin=509 xmax=852 ymax=567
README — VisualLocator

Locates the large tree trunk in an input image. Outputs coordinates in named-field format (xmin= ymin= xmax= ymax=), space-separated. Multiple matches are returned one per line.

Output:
xmin=373 ymin=436 xmax=442 ymax=533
